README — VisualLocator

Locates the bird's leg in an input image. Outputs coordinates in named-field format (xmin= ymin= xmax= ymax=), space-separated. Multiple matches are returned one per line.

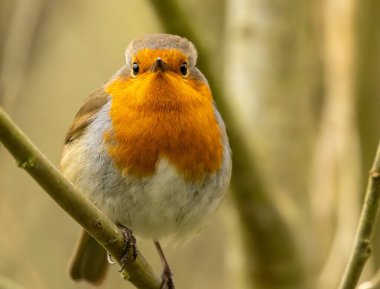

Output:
xmin=154 ymin=240 xmax=175 ymax=289
xmin=117 ymin=224 xmax=138 ymax=272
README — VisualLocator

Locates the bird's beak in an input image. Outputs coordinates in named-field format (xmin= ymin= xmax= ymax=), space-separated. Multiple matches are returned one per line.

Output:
xmin=151 ymin=57 xmax=168 ymax=72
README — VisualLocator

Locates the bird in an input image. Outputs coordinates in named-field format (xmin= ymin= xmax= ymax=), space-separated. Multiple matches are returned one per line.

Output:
xmin=60 ymin=33 xmax=232 ymax=288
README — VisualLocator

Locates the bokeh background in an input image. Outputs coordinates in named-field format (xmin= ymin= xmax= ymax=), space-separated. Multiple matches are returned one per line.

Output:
xmin=0 ymin=0 xmax=379 ymax=289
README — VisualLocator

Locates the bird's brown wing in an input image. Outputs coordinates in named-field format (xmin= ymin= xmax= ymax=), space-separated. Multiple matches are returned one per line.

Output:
xmin=64 ymin=88 xmax=109 ymax=144
xmin=63 ymin=88 xmax=110 ymax=284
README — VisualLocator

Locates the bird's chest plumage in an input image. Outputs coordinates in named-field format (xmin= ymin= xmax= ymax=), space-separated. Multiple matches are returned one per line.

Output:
xmin=61 ymin=100 xmax=231 ymax=240
xmin=60 ymin=74 xmax=231 ymax=240
xmin=104 ymin=74 xmax=223 ymax=180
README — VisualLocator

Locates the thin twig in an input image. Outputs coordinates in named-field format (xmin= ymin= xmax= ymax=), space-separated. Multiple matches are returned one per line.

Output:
xmin=338 ymin=140 xmax=380 ymax=289
xmin=0 ymin=106 xmax=162 ymax=289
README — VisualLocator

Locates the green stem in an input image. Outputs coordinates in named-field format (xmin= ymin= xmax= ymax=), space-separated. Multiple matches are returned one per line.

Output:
xmin=0 ymin=106 xmax=161 ymax=289
xmin=338 ymin=140 xmax=380 ymax=289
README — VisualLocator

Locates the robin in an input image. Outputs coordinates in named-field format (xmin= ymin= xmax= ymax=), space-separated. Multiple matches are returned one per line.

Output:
xmin=60 ymin=33 xmax=232 ymax=288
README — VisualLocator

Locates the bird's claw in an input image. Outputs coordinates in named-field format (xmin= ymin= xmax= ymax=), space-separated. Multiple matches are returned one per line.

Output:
xmin=107 ymin=251 xmax=116 ymax=264
xmin=160 ymin=265 xmax=175 ymax=289
xmin=118 ymin=224 xmax=138 ymax=272
xmin=106 ymin=224 xmax=138 ymax=271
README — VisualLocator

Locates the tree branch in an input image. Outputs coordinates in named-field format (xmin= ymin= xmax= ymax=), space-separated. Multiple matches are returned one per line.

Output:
xmin=338 ymin=140 xmax=380 ymax=289
xmin=0 ymin=106 xmax=162 ymax=289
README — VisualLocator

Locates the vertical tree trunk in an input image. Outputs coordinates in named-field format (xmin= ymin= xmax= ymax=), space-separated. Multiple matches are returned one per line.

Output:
xmin=224 ymin=0 xmax=319 ymax=288
xmin=310 ymin=0 xmax=362 ymax=288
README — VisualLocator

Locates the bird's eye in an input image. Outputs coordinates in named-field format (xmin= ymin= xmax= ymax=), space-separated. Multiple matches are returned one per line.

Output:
xmin=179 ymin=62 xmax=188 ymax=76
xmin=132 ymin=62 xmax=139 ymax=76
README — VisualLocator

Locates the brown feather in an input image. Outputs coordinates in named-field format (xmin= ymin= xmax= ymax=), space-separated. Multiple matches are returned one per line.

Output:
xmin=64 ymin=89 xmax=109 ymax=144
xmin=63 ymin=90 xmax=110 ymax=284
xmin=69 ymin=230 xmax=108 ymax=285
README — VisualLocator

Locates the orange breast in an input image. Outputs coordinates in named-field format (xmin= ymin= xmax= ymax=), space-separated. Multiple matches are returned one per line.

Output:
xmin=104 ymin=72 xmax=223 ymax=180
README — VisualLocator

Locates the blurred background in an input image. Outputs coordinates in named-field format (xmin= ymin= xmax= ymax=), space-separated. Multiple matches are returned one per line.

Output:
xmin=0 ymin=0 xmax=379 ymax=289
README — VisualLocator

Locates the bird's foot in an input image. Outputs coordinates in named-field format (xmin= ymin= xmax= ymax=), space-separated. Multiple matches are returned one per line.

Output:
xmin=105 ymin=224 xmax=138 ymax=271
xmin=107 ymin=251 xmax=116 ymax=264
xmin=160 ymin=265 xmax=175 ymax=289
xmin=118 ymin=224 xmax=138 ymax=272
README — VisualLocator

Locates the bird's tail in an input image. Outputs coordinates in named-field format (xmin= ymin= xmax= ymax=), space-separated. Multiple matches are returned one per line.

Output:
xmin=69 ymin=230 xmax=108 ymax=285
